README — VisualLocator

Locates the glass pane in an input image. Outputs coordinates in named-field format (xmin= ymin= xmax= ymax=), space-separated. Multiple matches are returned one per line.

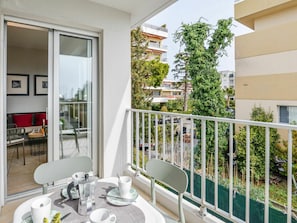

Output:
xmin=59 ymin=35 xmax=92 ymax=158
xmin=6 ymin=22 xmax=49 ymax=195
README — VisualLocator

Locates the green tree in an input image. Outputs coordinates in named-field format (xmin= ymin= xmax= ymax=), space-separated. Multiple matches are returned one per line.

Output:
xmin=131 ymin=27 xmax=150 ymax=109
xmin=173 ymin=18 xmax=233 ymax=117
xmin=224 ymin=87 xmax=235 ymax=119
xmin=131 ymin=27 xmax=169 ymax=109
xmin=172 ymin=52 xmax=190 ymax=111
xmin=145 ymin=58 xmax=169 ymax=87
xmin=166 ymin=99 xmax=184 ymax=112
xmin=235 ymin=107 xmax=280 ymax=184
xmin=173 ymin=18 xmax=234 ymax=170
xmin=224 ymin=87 xmax=235 ymax=109
xmin=280 ymin=121 xmax=297 ymax=177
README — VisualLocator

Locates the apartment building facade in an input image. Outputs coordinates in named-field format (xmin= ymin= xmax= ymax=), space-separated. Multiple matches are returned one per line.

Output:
xmin=220 ymin=70 xmax=235 ymax=89
xmin=148 ymin=79 xmax=183 ymax=104
xmin=141 ymin=23 xmax=168 ymax=62
xmin=235 ymin=0 xmax=297 ymax=123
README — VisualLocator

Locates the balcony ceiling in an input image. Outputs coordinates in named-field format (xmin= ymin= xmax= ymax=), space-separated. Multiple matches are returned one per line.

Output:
xmin=7 ymin=0 xmax=177 ymax=51
xmin=88 ymin=0 xmax=177 ymax=28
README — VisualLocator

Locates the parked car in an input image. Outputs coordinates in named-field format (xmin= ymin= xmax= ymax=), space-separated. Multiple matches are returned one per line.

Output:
xmin=139 ymin=141 xmax=155 ymax=150
xmin=157 ymin=117 xmax=180 ymax=124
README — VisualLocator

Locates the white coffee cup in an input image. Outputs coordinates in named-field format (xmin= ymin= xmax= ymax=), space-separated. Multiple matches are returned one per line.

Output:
xmin=89 ymin=208 xmax=116 ymax=223
xmin=31 ymin=197 xmax=51 ymax=223
xmin=118 ymin=176 xmax=132 ymax=198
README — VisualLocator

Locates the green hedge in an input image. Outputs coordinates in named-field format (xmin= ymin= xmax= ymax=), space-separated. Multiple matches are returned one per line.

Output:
xmin=185 ymin=170 xmax=297 ymax=223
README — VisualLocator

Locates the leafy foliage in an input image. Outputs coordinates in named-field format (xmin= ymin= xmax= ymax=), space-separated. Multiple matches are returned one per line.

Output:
xmin=174 ymin=19 xmax=233 ymax=112
xmin=235 ymin=107 xmax=281 ymax=183
xmin=166 ymin=99 xmax=184 ymax=112
xmin=131 ymin=27 xmax=169 ymax=109
xmin=172 ymin=52 xmax=190 ymax=111
xmin=281 ymin=121 xmax=297 ymax=177
xmin=173 ymin=18 xmax=234 ymax=166
xmin=145 ymin=58 xmax=169 ymax=87
xmin=224 ymin=87 xmax=235 ymax=108
xmin=131 ymin=27 xmax=150 ymax=109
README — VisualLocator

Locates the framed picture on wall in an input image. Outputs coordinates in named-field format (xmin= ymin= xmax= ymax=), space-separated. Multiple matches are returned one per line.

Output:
xmin=34 ymin=75 xmax=48 ymax=95
xmin=7 ymin=74 xmax=29 ymax=96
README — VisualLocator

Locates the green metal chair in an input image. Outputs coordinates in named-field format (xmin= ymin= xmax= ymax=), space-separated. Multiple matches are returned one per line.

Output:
xmin=146 ymin=159 xmax=188 ymax=223
xmin=34 ymin=156 xmax=92 ymax=194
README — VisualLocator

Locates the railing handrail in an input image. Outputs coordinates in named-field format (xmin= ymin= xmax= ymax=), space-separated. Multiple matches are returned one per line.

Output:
xmin=128 ymin=108 xmax=297 ymax=130
xmin=128 ymin=108 xmax=297 ymax=223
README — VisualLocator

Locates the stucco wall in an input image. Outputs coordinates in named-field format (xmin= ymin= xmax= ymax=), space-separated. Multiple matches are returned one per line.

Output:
xmin=7 ymin=46 xmax=48 ymax=113
xmin=0 ymin=0 xmax=132 ymax=204
xmin=236 ymin=99 xmax=297 ymax=122
xmin=235 ymin=3 xmax=297 ymax=122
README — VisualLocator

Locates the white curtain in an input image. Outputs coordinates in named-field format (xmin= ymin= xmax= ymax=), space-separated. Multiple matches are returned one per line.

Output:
xmin=288 ymin=106 xmax=297 ymax=124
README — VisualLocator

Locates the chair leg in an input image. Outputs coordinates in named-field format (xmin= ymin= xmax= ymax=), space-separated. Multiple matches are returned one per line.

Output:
xmin=151 ymin=178 xmax=156 ymax=206
xmin=22 ymin=141 xmax=25 ymax=165
xmin=60 ymin=134 xmax=64 ymax=158
xmin=16 ymin=145 xmax=19 ymax=159
xmin=74 ymin=131 xmax=80 ymax=152
xmin=178 ymin=194 xmax=185 ymax=223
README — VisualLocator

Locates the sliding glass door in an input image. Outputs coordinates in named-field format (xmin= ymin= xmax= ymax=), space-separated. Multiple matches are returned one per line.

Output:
xmin=6 ymin=22 xmax=49 ymax=195
xmin=57 ymin=33 xmax=95 ymax=159
xmin=4 ymin=20 xmax=98 ymax=198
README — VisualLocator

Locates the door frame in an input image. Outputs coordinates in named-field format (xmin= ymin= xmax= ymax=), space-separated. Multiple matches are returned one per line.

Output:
xmin=0 ymin=16 xmax=99 ymax=205
xmin=53 ymin=30 xmax=99 ymax=161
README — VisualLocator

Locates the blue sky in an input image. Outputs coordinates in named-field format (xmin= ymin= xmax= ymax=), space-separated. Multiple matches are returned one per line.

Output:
xmin=146 ymin=0 xmax=252 ymax=80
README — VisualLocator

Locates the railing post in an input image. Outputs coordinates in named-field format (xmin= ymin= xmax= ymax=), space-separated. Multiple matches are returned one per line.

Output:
xmin=200 ymin=119 xmax=207 ymax=216
xmin=198 ymin=205 xmax=207 ymax=217
xmin=264 ymin=127 xmax=270 ymax=223
xmin=128 ymin=109 xmax=297 ymax=223
xmin=287 ymin=130 xmax=292 ymax=223
xmin=245 ymin=125 xmax=250 ymax=223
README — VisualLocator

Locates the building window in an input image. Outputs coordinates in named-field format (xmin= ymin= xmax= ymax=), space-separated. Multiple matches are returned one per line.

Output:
xmin=153 ymin=91 xmax=160 ymax=96
xmin=279 ymin=106 xmax=297 ymax=124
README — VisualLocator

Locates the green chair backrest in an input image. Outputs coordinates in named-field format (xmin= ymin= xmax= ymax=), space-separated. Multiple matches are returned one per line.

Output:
xmin=34 ymin=156 xmax=92 ymax=194
xmin=146 ymin=159 xmax=188 ymax=223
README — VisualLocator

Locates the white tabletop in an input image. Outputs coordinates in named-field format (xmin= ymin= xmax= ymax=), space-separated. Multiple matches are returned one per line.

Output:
xmin=13 ymin=177 xmax=165 ymax=223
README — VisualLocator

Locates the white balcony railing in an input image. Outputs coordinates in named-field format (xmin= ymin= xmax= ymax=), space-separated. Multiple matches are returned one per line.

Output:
xmin=59 ymin=101 xmax=89 ymax=129
xmin=147 ymin=42 xmax=168 ymax=51
xmin=127 ymin=109 xmax=297 ymax=223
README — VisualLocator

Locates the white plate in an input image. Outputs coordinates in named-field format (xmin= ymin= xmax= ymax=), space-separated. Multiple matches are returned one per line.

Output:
xmin=21 ymin=210 xmax=60 ymax=223
xmin=106 ymin=187 xmax=138 ymax=206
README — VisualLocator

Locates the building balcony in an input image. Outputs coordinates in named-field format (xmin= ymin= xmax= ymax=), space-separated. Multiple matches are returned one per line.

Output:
xmin=147 ymin=42 xmax=168 ymax=53
xmin=142 ymin=23 xmax=168 ymax=39
xmin=2 ymin=109 xmax=297 ymax=223
xmin=126 ymin=109 xmax=297 ymax=223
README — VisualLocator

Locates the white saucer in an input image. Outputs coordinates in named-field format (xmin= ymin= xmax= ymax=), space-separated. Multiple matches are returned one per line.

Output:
xmin=106 ymin=187 xmax=138 ymax=206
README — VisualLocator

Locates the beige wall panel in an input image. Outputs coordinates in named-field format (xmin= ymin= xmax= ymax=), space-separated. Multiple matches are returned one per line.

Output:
xmin=255 ymin=5 xmax=297 ymax=30
xmin=235 ymin=99 xmax=297 ymax=121
xmin=235 ymin=21 xmax=297 ymax=59
xmin=236 ymin=50 xmax=297 ymax=77
xmin=236 ymin=73 xmax=297 ymax=100
xmin=236 ymin=99 xmax=277 ymax=121
xmin=235 ymin=0 xmax=291 ymax=19
xmin=235 ymin=0 xmax=297 ymax=28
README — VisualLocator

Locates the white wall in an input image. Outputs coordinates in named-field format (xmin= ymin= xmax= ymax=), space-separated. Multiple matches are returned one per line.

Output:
xmin=0 ymin=0 xmax=132 ymax=206
xmin=7 ymin=46 xmax=48 ymax=113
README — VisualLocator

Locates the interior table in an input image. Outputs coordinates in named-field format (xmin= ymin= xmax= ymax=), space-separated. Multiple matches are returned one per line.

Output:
xmin=13 ymin=177 xmax=165 ymax=223
xmin=27 ymin=132 xmax=47 ymax=157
